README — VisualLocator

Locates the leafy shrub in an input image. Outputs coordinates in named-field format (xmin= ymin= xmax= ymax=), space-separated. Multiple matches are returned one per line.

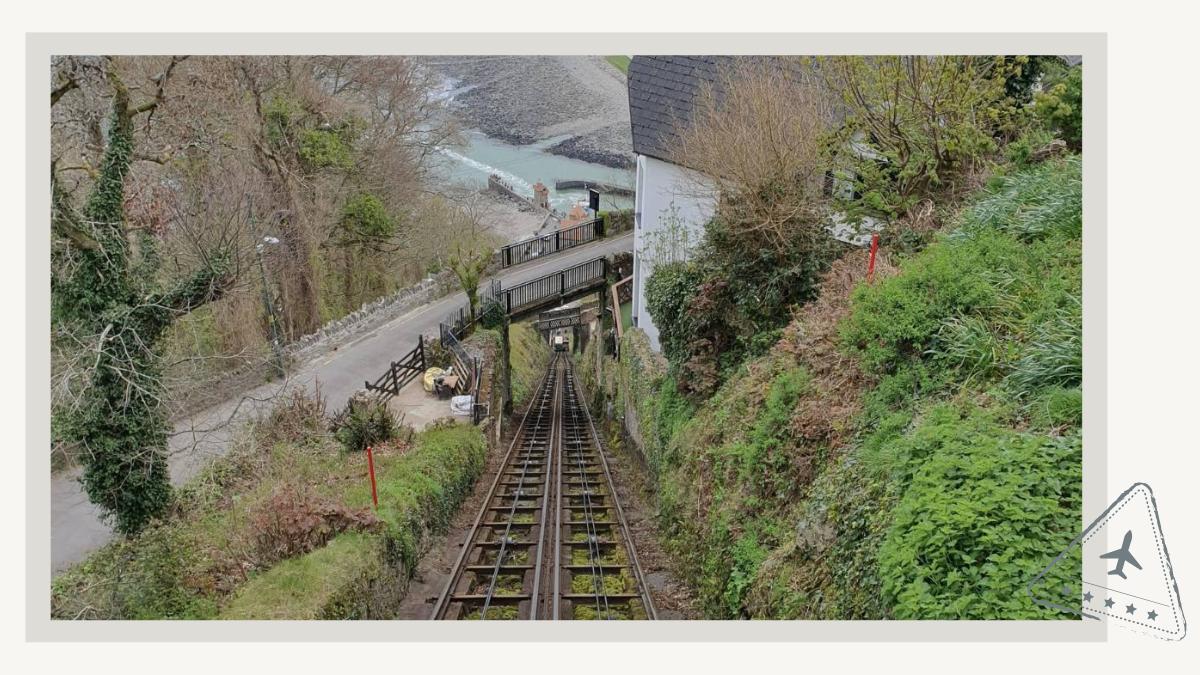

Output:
xmin=724 ymin=532 xmax=769 ymax=616
xmin=263 ymin=95 xmax=300 ymax=148
xmin=1034 ymin=65 xmax=1083 ymax=151
xmin=334 ymin=397 xmax=398 ymax=452
xmin=643 ymin=261 xmax=704 ymax=372
xmin=478 ymin=298 xmax=505 ymax=329
xmin=1004 ymin=125 xmax=1057 ymax=169
xmin=300 ymin=129 xmax=353 ymax=170
xmin=877 ymin=406 xmax=1081 ymax=618
xmin=339 ymin=192 xmax=394 ymax=240
xmin=644 ymin=219 xmax=840 ymax=399
xmin=51 ymin=525 xmax=217 ymax=620
xmin=825 ymin=56 xmax=1017 ymax=222
xmin=420 ymin=333 xmax=454 ymax=370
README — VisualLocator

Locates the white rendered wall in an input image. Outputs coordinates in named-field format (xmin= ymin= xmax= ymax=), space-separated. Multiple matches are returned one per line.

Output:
xmin=632 ymin=154 xmax=715 ymax=351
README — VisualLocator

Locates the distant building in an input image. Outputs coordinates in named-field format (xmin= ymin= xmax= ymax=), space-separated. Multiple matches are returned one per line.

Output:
xmin=532 ymin=181 xmax=550 ymax=211
xmin=626 ymin=56 xmax=880 ymax=351
xmin=560 ymin=203 xmax=591 ymax=228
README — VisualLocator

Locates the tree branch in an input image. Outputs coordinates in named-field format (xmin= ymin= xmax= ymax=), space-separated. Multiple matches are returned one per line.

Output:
xmin=131 ymin=56 xmax=188 ymax=123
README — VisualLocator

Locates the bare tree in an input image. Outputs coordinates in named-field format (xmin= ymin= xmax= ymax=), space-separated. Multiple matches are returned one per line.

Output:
xmin=433 ymin=195 xmax=499 ymax=319
xmin=671 ymin=58 xmax=837 ymax=253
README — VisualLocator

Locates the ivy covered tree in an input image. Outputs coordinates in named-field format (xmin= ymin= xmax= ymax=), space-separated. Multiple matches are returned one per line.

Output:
xmin=52 ymin=59 xmax=235 ymax=535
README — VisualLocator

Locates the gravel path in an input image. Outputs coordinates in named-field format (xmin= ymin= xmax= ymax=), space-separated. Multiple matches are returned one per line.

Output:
xmin=422 ymin=55 xmax=633 ymax=169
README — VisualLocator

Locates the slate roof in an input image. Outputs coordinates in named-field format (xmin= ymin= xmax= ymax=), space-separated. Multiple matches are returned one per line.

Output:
xmin=626 ymin=55 xmax=733 ymax=164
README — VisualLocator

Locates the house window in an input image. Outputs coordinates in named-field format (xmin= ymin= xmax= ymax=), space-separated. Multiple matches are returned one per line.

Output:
xmin=822 ymin=170 xmax=835 ymax=198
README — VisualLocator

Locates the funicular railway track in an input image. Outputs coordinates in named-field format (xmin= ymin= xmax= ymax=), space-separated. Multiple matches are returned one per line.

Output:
xmin=431 ymin=353 xmax=656 ymax=620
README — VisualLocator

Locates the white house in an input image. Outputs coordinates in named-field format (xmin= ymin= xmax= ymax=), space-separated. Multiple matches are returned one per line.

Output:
xmin=626 ymin=56 xmax=878 ymax=352
xmin=630 ymin=154 xmax=715 ymax=350
xmin=626 ymin=56 xmax=725 ymax=351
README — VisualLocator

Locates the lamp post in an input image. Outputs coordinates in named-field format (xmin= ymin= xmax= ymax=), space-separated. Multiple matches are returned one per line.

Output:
xmin=256 ymin=235 xmax=286 ymax=379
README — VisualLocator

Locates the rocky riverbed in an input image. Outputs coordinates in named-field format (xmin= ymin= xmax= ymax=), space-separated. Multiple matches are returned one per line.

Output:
xmin=421 ymin=55 xmax=634 ymax=169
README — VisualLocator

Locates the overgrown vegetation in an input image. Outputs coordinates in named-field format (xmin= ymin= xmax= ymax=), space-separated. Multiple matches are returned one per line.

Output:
xmin=1034 ymin=62 xmax=1083 ymax=152
xmin=821 ymin=56 xmax=1041 ymax=223
xmin=646 ymin=221 xmax=843 ymax=398
xmin=508 ymin=320 xmax=552 ymax=407
xmin=333 ymin=395 xmax=402 ymax=452
xmin=51 ymin=392 xmax=486 ymax=620
xmin=644 ymin=60 xmax=852 ymax=398
xmin=608 ymin=154 xmax=1082 ymax=619
xmin=223 ymin=420 xmax=486 ymax=619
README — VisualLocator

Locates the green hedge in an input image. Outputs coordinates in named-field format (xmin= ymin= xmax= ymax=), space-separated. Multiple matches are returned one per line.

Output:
xmin=221 ymin=424 xmax=486 ymax=619
xmin=221 ymin=532 xmax=395 ymax=620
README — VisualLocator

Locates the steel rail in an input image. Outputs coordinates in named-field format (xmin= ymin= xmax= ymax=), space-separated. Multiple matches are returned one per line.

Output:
xmin=433 ymin=352 xmax=655 ymax=621
xmin=561 ymin=366 xmax=612 ymax=619
xmin=429 ymin=358 xmax=558 ymax=620
xmin=553 ymin=358 xmax=657 ymax=620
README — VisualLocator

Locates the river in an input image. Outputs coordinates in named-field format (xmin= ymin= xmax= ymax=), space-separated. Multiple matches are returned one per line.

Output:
xmin=434 ymin=129 xmax=634 ymax=213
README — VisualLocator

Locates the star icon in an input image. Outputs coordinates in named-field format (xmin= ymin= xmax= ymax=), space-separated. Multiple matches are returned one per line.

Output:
xmin=1147 ymin=610 xmax=1158 ymax=621
xmin=1083 ymin=591 xmax=1094 ymax=603
xmin=1104 ymin=597 xmax=1115 ymax=608
xmin=1126 ymin=603 xmax=1137 ymax=615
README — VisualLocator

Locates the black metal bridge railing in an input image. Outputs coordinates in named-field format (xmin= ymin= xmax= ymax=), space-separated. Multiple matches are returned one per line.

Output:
xmin=498 ymin=218 xmax=604 ymax=268
xmin=494 ymin=256 xmax=608 ymax=316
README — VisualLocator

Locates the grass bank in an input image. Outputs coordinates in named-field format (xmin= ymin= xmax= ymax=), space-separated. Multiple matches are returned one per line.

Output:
xmin=509 ymin=319 xmax=551 ymax=408
xmin=605 ymin=56 xmax=631 ymax=75
xmin=51 ymin=395 xmax=487 ymax=620
xmin=588 ymin=157 xmax=1083 ymax=619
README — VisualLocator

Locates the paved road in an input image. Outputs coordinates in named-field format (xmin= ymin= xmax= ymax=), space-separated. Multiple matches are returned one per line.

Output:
xmin=50 ymin=233 xmax=633 ymax=573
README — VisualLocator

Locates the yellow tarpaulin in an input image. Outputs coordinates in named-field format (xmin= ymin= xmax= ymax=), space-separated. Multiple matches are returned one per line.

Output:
xmin=422 ymin=367 xmax=446 ymax=393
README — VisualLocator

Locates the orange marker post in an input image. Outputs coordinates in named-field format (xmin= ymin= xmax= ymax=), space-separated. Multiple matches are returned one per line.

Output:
xmin=366 ymin=445 xmax=379 ymax=509
xmin=867 ymin=232 xmax=880 ymax=283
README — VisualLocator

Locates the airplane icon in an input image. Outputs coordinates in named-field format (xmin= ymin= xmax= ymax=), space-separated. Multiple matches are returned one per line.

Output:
xmin=1101 ymin=530 xmax=1143 ymax=580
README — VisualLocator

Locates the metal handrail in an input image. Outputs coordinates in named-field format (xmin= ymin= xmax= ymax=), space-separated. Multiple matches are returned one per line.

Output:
xmin=499 ymin=219 xmax=604 ymax=268
xmin=496 ymin=256 xmax=607 ymax=315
